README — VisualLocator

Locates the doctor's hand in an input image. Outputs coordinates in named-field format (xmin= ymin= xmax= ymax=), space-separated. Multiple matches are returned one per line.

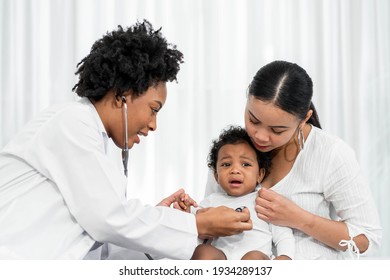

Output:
xmin=195 ymin=206 xmax=252 ymax=239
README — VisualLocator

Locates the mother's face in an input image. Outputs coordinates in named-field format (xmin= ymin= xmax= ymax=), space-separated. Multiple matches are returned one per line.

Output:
xmin=244 ymin=95 xmax=300 ymax=152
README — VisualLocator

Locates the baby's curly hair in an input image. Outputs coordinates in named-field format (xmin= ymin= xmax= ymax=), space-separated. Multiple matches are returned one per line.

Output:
xmin=207 ymin=126 xmax=272 ymax=178
xmin=72 ymin=20 xmax=184 ymax=101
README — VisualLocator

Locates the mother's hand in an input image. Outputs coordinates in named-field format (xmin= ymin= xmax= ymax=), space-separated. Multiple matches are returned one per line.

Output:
xmin=255 ymin=188 xmax=302 ymax=228
xmin=195 ymin=206 xmax=252 ymax=239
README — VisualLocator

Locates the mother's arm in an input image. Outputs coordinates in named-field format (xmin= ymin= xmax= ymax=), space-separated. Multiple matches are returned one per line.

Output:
xmin=255 ymin=188 xmax=368 ymax=252
xmin=257 ymin=140 xmax=382 ymax=256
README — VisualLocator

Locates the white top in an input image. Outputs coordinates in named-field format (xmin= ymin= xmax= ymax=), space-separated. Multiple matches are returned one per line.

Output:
xmin=205 ymin=126 xmax=382 ymax=259
xmin=198 ymin=192 xmax=295 ymax=259
xmin=0 ymin=98 xmax=198 ymax=260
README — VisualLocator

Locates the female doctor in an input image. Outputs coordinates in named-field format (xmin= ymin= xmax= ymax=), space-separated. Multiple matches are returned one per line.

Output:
xmin=0 ymin=20 xmax=252 ymax=260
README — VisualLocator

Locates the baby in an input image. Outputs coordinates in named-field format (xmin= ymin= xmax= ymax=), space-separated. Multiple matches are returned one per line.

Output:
xmin=178 ymin=126 xmax=295 ymax=260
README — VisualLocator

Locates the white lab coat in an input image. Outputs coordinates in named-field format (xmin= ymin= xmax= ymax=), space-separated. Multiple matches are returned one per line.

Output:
xmin=0 ymin=98 xmax=198 ymax=259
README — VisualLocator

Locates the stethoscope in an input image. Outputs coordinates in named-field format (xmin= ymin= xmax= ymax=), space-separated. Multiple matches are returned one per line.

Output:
xmin=120 ymin=95 xmax=153 ymax=260
xmin=121 ymin=96 xmax=129 ymax=177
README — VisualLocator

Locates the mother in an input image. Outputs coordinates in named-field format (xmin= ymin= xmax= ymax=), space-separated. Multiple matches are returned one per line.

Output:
xmin=208 ymin=60 xmax=381 ymax=259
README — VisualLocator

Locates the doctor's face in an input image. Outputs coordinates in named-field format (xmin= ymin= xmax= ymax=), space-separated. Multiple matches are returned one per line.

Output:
xmin=118 ymin=82 xmax=167 ymax=149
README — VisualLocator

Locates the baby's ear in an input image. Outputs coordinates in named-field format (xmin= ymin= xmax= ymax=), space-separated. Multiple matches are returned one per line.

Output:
xmin=213 ymin=170 xmax=219 ymax=183
xmin=258 ymin=168 xmax=266 ymax=184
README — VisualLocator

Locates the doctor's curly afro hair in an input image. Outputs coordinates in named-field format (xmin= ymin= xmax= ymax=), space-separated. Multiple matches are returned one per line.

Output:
xmin=72 ymin=20 xmax=184 ymax=101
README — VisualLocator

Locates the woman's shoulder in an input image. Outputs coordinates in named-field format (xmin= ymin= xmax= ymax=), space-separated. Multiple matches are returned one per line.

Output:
xmin=27 ymin=98 xmax=102 ymax=140
xmin=2 ymin=99 xmax=99 ymax=155
xmin=309 ymin=126 xmax=355 ymax=156
xmin=38 ymin=98 xmax=102 ymax=133
xmin=47 ymin=98 xmax=94 ymax=119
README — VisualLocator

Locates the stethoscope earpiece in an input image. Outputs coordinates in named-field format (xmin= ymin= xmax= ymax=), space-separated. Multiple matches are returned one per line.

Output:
xmin=121 ymin=96 xmax=129 ymax=177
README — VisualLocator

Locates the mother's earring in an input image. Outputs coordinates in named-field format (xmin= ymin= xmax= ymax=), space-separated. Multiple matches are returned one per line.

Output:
xmin=297 ymin=127 xmax=305 ymax=151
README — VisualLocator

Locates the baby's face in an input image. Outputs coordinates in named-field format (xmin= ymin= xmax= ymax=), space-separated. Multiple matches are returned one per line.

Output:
xmin=215 ymin=142 xmax=261 ymax=197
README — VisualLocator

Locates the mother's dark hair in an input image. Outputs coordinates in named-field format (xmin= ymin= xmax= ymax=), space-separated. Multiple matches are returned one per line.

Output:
xmin=248 ymin=60 xmax=321 ymax=128
xmin=72 ymin=20 xmax=184 ymax=101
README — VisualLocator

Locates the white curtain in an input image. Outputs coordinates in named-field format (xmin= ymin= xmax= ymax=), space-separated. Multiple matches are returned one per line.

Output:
xmin=1 ymin=0 xmax=389 ymax=258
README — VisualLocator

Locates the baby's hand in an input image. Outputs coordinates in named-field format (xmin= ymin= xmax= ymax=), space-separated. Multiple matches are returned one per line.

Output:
xmin=173 ymin=192 xmax=198 ymax=213
xmin=156 ymin=188 xmax=198 ymax=213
